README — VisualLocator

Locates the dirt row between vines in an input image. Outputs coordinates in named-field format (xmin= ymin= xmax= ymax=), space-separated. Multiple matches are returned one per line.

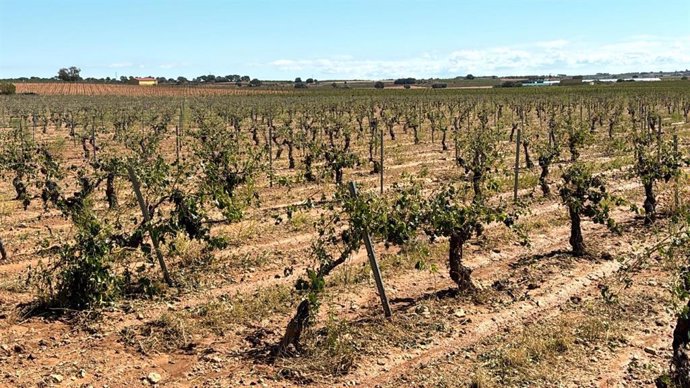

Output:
xmin=0 ymin=143 xmax=635 ymax=281
xmin=1 ymin=122 xmax=686 ymax=386
xmin=1 ymin=172 xmax=679 ymax=387
xmin=0 ymin=159 xmax=648 ymax=320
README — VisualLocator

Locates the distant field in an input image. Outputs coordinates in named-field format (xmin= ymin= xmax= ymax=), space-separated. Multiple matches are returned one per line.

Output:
xmin=13 ymin=82 xmax=286 ymax=96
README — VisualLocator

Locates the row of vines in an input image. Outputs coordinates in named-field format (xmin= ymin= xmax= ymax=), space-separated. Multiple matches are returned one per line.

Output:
xmin=1 ymin=84 xmax=689 ymax=383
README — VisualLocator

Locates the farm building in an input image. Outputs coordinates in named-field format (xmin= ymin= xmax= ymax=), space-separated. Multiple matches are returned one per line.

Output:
xmin=130 ymin=77 xmax=158 ymax=86
xmin=582 ymin=77 xmax=662 ymax=83
xmin=522 ymin=80 xmax=560 ymax=87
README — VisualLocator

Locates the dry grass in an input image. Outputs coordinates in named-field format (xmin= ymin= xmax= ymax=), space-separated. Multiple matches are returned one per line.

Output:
xmin=473 ymin=298 xmax=641 ymax=387
xmin=287 ymin=211 xmax=314 ymax=232
xmin=275 ymin=315 xmax=360 ymax=383
xmin=192 ymin=285 xmax=293 ymax=332
xmin=121 ymin=285 xmax=294 ymax=353
xmin=120 ymin=312 xmax=195 ymax=354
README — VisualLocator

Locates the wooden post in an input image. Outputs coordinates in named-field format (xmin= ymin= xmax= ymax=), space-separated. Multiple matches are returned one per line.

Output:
xmin=32 ymin=113 xmax=36 ymax=142
xmin=126 ymin=164 xmax=174 ymax=287
xmin=379 ymin=125 xmax=384 ymax=194
xmin=513 ymin=116 xmax=522 ymax=203
xmin=268 ymin=123 xmax=273 ymax=188
xmin=674 ymin=132 xmax=680 ymax=211
xmin=91 ymin=118 xmax=97 ymax=163
xmin=347 ymin=182 xmax=392 ymax=318
xmin=176 ymin=100 xmax=184 ymax=163
xmin=175 ymin=125 xmax=180 ymax=164
xmin=0 ymin=237 xmax=7 ymax=261
xmin=454 ymin=118 xmax=459 ymax=166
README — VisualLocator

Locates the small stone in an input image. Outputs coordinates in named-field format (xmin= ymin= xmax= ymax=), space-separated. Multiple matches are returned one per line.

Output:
xmin=147 ymin=372 xmax=162 ymax=384
xmin=454 ymin=309 xmax=466 ymax=318
xmin=78 ymin=369 xmax=87 ymax=378
xmin=202 ymin=354 xmax=222 ymax=363
xmin=643 ymin=347 xmax=657 ymax=356
xmin=51 ymin=374 xmax=64 ymax=383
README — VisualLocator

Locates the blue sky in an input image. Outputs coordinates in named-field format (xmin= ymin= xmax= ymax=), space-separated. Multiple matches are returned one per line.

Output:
xmin=1 ymin=0 xmax=688 ymax=80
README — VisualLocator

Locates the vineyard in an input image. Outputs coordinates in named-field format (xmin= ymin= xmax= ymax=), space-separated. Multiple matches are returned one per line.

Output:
xmin=13 ymin=83 xmax=286 ymax=97
xmin=0 ymin=82 xmax=689 ymax=387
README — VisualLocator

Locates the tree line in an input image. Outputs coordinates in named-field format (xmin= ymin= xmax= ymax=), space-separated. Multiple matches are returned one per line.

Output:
xmin=1 ymin=66 xmax=259 ymax=86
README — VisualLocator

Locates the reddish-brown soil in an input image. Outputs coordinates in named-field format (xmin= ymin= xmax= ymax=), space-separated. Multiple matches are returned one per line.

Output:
xmin=1 ymin=117 xmax=688 ymax=388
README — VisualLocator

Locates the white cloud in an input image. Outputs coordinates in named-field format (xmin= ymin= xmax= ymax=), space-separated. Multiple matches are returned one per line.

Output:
xmin=269 ymin=36 xmax=690 ymax=78
xmin=535 ymin=39 xmax=570 ymax=49
xmin=107 ymin=62 xmax=134 ymax=68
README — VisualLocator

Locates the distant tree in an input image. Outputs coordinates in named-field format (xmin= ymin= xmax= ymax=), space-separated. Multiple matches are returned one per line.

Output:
xmin=465 ymin=74 xmax=475 ymax=80
xmin=294 ymin=82 xmax=307 ymax=89
xmin=0 ymin=82 xmax=16 ymax=95
xmin=294 ymin=77 xmax=303 ymax=83
xmin=200 ymin=74 xmax=216 ymax=83
xmin=374 ymin=81 xmax=384 ymax=89
xmin=431 ymin=83 xmax=447 ymax=89
xmin=156 ymin=77 xmax=167 ymax=84
xmin=240 ymin=75 xmax=250 ymax=82
xmin=228 ymin=74 xmax=240 ymax=82
xmin=498 ymin=80 xmax=522 ymax=88
xmin=331 ymin=82 xmax=338 ymax=88
xmin=57 ymin=66 xmax=82 ymax=82
xmin=393 ymin=78 xmax=416 ymax=85
xmin=306 ymin=78 xmax=314 ymax=84
xmin=249 ymin=78 xmax=262 ymax=87
xmin=177 ymin=76 xmax=188 ymax=84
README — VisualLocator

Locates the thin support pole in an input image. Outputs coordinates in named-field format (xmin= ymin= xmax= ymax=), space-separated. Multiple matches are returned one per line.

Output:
xmin=513 ymin=117 xmax=522 ymax=203
xmin=347 ymin=182 xmax=392 ymax=318
xmin=379 ymin=126 xmax=384 ymax=194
